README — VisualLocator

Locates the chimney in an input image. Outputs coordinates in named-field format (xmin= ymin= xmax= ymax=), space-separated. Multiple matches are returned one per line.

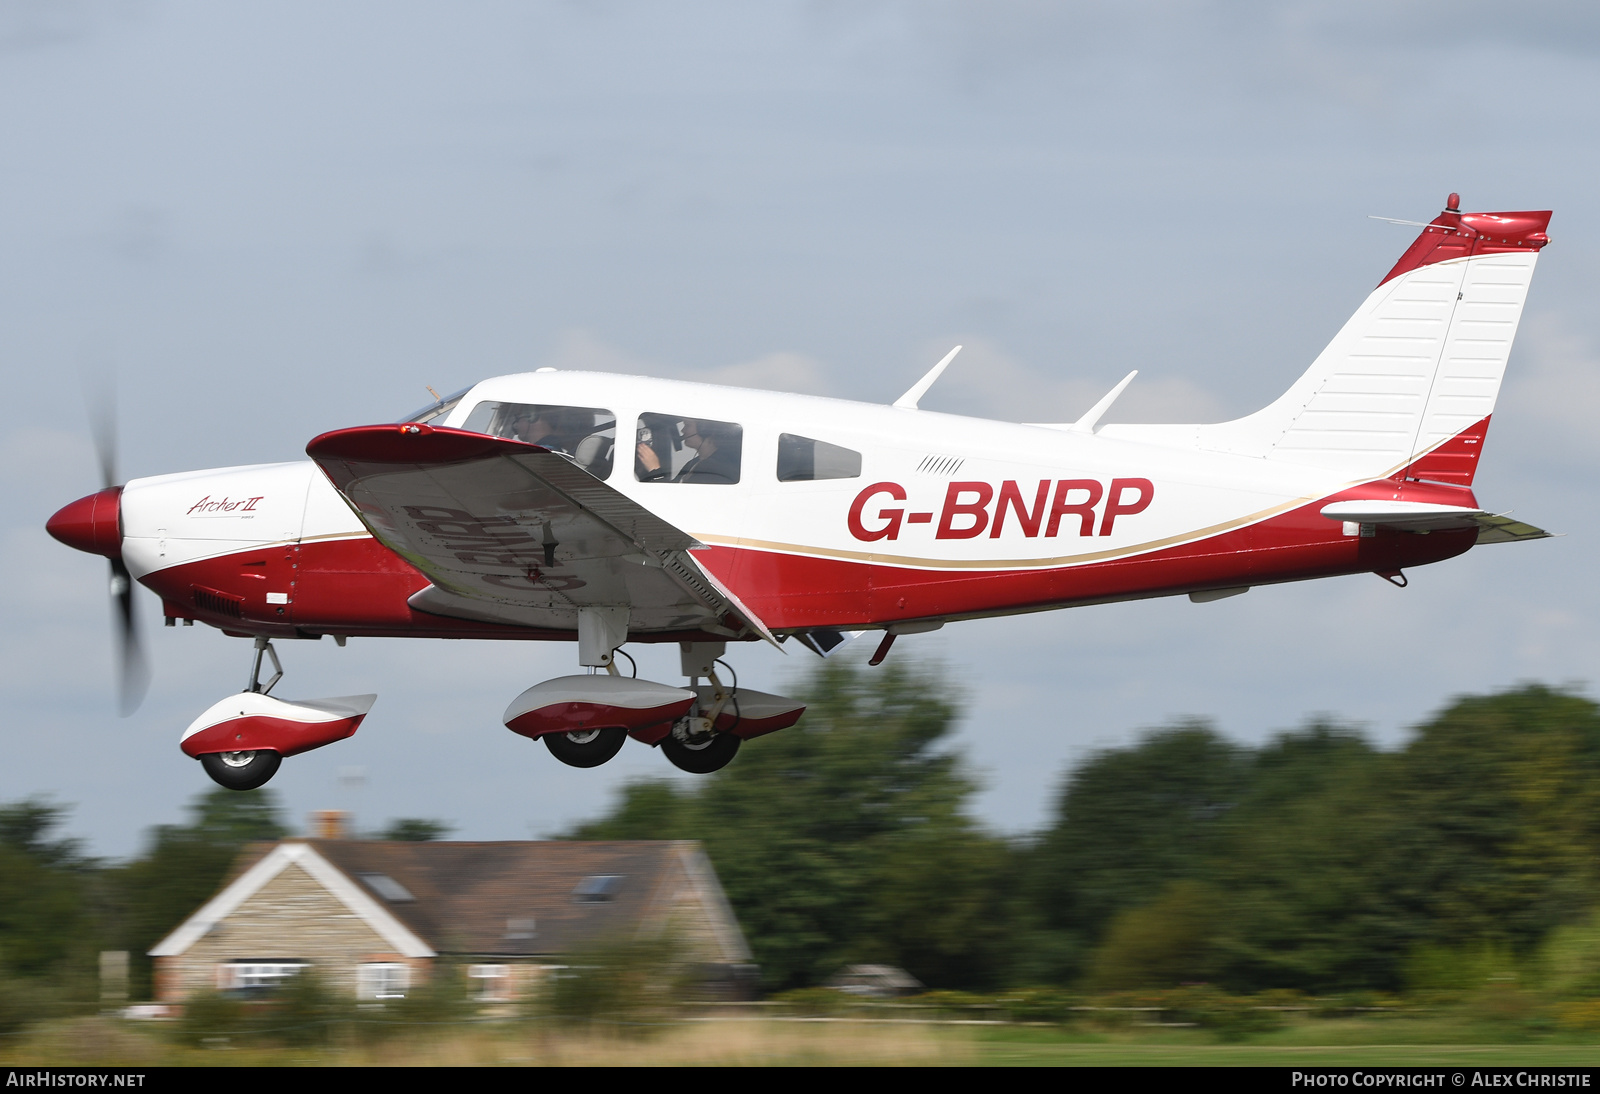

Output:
xmin=310 ymin=809 xmax=350 ymax=840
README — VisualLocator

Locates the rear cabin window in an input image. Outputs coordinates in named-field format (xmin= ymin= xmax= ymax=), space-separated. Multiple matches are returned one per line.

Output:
xmin=635 ymin=414 xmax=742 ymax=484
xmin=463 ymin=402 xmax=616 ymax=480
xmin=776 ymin=434 xmax=862 ymax=482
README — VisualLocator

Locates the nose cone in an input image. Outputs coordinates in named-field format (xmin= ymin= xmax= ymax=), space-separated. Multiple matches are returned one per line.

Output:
xmin=47 ymin=486 xmax=123 ymax=558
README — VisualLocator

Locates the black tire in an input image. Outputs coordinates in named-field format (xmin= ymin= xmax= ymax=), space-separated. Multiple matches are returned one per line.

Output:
xmin=661 ymin=731 xmax=740 ymax=774
xmin=199 ymin=750 xmax=282 ymax=791
xmin=543 ymin=726 xmax=627 ymax=769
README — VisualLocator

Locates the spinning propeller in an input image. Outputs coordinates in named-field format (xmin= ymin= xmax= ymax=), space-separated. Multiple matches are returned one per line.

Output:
xmin=47 ymin=378 xmax=150 ymax=715
xmin=93 ymin=389 xmax=150 ymax=716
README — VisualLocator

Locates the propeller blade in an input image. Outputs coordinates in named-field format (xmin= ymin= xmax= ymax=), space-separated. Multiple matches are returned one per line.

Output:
xmin=80 ymin=363 xmax=120 ymax=492
xmin=81 ymin=363 xmax=153 ymax=713
xmin=86 ymin=377 xmax=119 ymax=492
xmin=111 ymin=557 xmax=150 ymax=716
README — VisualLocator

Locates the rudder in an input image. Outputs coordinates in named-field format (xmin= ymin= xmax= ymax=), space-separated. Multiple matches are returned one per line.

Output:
xmin=1187 ymin=195 xmax=1551 ymax=485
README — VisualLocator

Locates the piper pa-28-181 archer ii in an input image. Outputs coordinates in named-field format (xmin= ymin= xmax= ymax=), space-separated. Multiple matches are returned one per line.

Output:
xmin=48 ymin=193 xmax=1555 ymax=791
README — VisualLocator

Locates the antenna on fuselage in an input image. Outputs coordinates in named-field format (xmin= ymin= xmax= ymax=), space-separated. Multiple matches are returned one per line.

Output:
xmin=892 ymin=345 xmax=962 ymax=409
xmin=1069 ymin=370 xmax=1138 ymax=433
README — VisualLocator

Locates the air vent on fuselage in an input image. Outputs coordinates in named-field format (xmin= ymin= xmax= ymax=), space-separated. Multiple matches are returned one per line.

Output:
xmin=192 ymin=585 xmax=244 ymax=619
xmin=915 ymin=454 xmax=965 ymax=476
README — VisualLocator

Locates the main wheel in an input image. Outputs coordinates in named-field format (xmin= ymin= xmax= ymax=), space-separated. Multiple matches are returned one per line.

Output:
xmin=200 ymin=750 xmax=282 ymax=791
xmin=661 ymin=731 xmax=740 ymax=774
xmin=543 ymin=726 xmax=627 ymax=768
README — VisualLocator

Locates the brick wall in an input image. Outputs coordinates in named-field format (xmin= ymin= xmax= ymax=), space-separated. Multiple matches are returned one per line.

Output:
xmin=155 ymin=860 xmax=426 ymax=1002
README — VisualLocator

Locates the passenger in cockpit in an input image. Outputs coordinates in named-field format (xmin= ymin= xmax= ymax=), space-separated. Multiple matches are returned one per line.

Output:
xmin=674 ymin=419 xmax=740 ymax=483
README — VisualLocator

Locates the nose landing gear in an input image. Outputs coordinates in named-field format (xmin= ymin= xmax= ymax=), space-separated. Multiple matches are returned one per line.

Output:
xmin=199 ymin=749 xmax=282 ymax=791
xmin=182 ymin=638 xmax=375 ymax=791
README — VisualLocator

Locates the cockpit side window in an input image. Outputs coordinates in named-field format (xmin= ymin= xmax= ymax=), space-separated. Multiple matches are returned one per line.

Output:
xmin=635 ymin=414 xmax=742 ymax=484
xmin=462 ymin=401 xmax=617 ymax=480
xmin=776 ymin=434 xmax=862 ymax=482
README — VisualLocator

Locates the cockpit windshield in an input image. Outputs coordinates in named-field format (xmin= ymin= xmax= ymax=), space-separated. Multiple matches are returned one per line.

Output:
xmin=399 ymin=387 xmax=470 ymax=426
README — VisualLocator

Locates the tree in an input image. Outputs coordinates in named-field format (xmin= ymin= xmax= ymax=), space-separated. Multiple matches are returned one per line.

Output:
xmin=0 ymin=800 xmax=94 ymax=980
xmin=1033 ymin=689 xmax=1600 ymax=995
xmin=1207 ymin=723 xmax=1410 ymax=991
xmin=1086 ymin=879 xmax=1225 ymax=990
xmin=1028 ymin=721 xmax=1248 ymax=957
xmin=1389 ymin=685 xmax=1600 ymax=952
xmin=565 ymin=659 xmax=1016 ymax=990
xmin=0 ymin=799 xmax=88 ymax=870
xmin=377 ymin=819 xmax=454 ymax=842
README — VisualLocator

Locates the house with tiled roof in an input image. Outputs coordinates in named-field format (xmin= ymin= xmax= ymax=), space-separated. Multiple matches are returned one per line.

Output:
xmin=149 ymin=838 xmax=754 ymax=1004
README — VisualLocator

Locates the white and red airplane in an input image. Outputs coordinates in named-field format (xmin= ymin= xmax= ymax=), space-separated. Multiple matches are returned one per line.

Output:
xmin=48 ymin=194 xmax=1553 ymax=791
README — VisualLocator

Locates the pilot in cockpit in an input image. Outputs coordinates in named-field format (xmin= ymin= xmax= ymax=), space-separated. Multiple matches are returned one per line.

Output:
xmin=636 ymin=417 xmax=740 ymax=483
xmin=506 ymin=406 xmax=594 ymax=455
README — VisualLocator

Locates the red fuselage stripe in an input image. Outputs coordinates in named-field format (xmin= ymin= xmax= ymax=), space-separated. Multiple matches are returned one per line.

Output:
xmin=138 ymin=477 xmax=1479 ymax=640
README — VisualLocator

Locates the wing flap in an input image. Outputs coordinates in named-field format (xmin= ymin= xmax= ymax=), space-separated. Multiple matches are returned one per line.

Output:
xmin=307 ymin=424 xmax=767 ymax=638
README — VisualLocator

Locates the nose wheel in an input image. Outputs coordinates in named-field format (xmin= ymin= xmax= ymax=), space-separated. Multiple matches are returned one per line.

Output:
xmin=200 ymin=749 xmax=281 ymax=791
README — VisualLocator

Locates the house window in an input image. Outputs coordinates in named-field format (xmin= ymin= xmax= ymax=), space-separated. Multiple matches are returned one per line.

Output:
xmin=357 ymin=962 xmax=411 ymax=1000
xmin=219 ymin=961 xmax=307 ymax=992
xmin=356 ymin=872 xmax=415 ymax=903
xmin=572 ymin=874 xmax=624 ymax=903
xmin=468 ymin=964 xmax=511 ymax=1002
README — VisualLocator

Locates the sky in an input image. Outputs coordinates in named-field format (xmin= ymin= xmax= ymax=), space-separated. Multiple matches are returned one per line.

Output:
xmin=4 ymin=1 xmax=1600 ymax=858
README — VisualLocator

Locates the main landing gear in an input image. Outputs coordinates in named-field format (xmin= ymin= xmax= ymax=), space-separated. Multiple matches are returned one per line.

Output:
xmin=500 ymin=625 xmax=805 ymax=775
xmin=543 ymin=726 xmax=628 ymax=768
xmin=180 ymin=637 xmax=375 ymax=791
xmin=661 ymin=728 xmax=741 ymax=774
xmin=661 ymin=643 xmax=742 ymax=774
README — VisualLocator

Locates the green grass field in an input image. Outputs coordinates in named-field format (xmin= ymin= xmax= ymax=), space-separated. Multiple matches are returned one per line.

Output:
xmin=7 ymin=1013 xmax=1600 ymax=1067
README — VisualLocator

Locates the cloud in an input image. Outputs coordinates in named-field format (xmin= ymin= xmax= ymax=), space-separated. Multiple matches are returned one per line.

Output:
xmin=542 ymin=328 xmax=836 ymax=395
xmin=916 ymin=336 xmax=1230 ymax=424
xmin=0 ymin=0 xmax=137 ymax=58
xmin=1493 ymin=313 xmax=1600 ymax=463
xmin=543 ymin=329 xmax=653 ymax=375
xmin=692 ymin=351 xmax=833 ymax=395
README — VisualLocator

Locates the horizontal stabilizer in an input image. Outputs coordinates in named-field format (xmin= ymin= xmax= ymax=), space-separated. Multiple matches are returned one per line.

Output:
xmin=1471 ymin=513 xmax=1553 ymax=545
xmin=1320 ymin=500 xmax=1550 ymax=543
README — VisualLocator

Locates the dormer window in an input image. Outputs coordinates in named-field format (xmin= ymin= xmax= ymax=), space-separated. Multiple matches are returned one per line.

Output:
xmin=356 ymin=873 xmax=415 ymax=903
xmin=572 ymin=875 xmax=624 ymax=903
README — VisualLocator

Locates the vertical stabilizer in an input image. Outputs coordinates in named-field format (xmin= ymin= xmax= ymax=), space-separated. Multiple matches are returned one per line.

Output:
xmin=1139 ymin=197 xmax=1551 ymax=485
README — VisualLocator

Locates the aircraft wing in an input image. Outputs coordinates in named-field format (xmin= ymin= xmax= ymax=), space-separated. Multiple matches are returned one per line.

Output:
xmin=307 ymin=424 xmax=776 ymax=642
xmin=1319 ymin=501 xmax=1552 ymax=545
